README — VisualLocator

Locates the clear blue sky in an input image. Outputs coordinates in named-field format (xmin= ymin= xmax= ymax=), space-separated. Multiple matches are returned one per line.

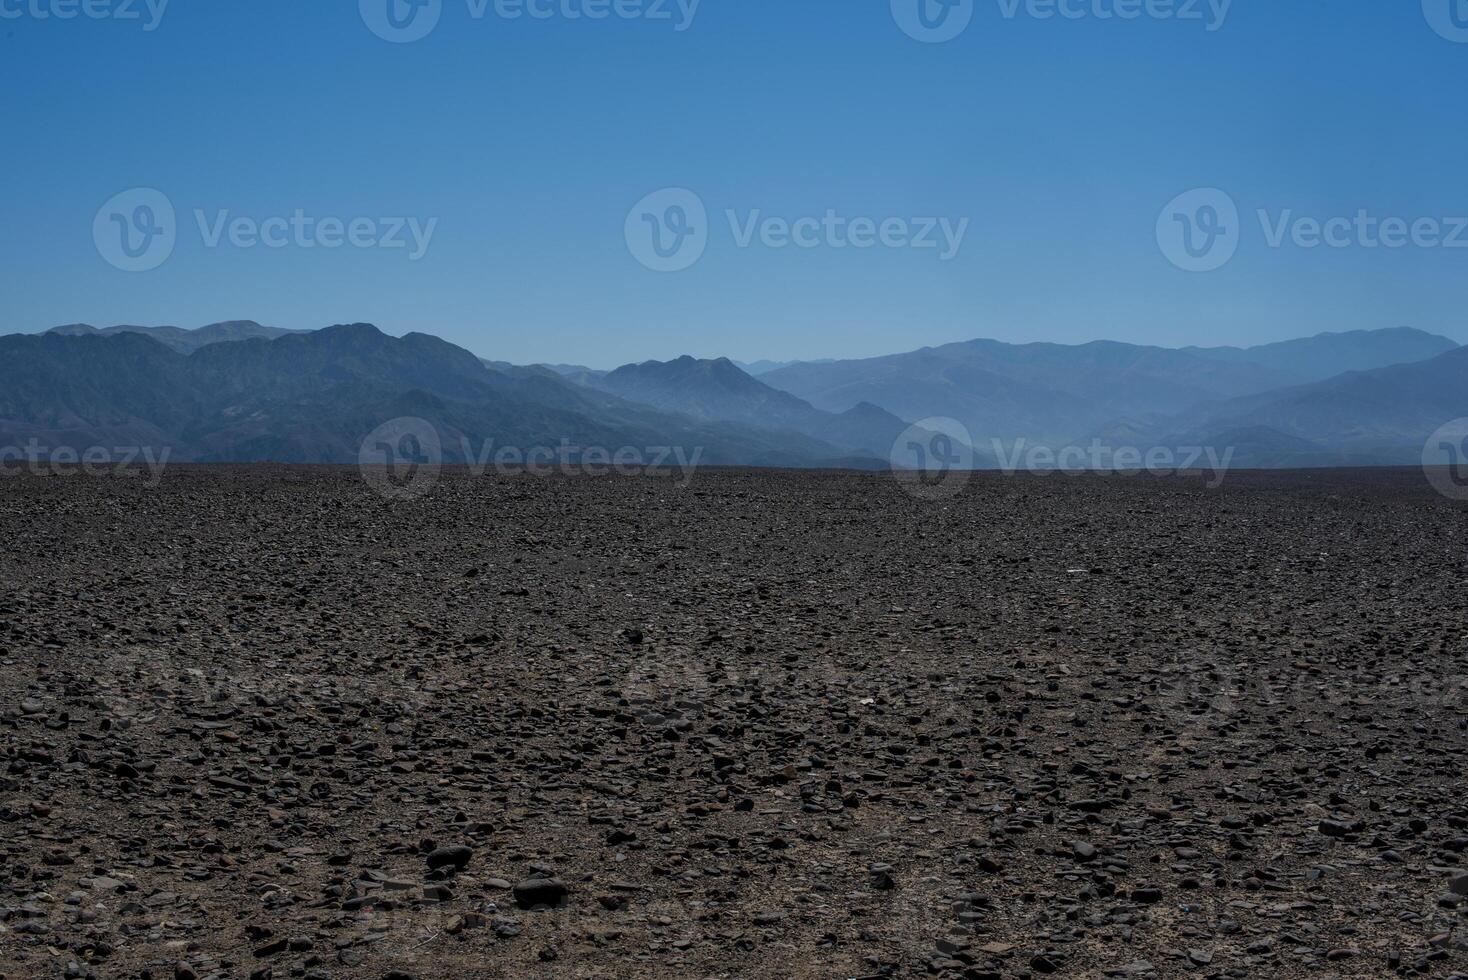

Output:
xmin=3 ymin=0 xmax=1466 ymax=367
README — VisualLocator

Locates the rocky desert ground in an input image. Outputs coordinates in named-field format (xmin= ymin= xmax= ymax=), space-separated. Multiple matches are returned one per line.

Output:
xmin=2 ymin=466 xmax=1466 ymax=979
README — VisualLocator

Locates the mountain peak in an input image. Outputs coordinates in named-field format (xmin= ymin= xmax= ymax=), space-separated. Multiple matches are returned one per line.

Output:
xmin=320 ymin=322 xmax=385 ymax=338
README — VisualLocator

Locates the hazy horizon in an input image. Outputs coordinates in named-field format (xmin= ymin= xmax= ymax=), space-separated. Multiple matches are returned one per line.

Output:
xmin=13 ymin=318 xmax=1467 ymax=372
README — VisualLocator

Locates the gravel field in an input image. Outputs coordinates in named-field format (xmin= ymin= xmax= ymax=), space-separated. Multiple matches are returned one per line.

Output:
xmin=2 ymin=466 xmax=1466 ymax=979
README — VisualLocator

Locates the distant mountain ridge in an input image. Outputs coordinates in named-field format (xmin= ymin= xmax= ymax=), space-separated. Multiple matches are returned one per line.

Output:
xmin=0 ymin=326 xmax=871 ymax=467
xmin=5 ymin=321 xmax=1461 ymax=470
xmin=736 ymin=358 xmax=834 ymax=376
xmin=582 ymin=355 xmax=915 ymax=457
xmin=1150 ymin=345 xmax=1468 ymax=465
xmin=758 ymin=328 xmax=1461 ymax=455
xmin=1183 ymin=327 xmax=1458 ymax=383
xmin=46 ymin=320 xmax=303 ymax=354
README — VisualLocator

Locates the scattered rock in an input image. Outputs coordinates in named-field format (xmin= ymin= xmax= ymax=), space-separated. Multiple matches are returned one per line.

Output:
xmin=512 ymin=877 xmax=568 ymax=910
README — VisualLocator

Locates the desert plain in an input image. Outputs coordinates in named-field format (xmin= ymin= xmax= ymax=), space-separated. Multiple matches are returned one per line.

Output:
xmin=1 ymin=466 xmax=1466 ymax=979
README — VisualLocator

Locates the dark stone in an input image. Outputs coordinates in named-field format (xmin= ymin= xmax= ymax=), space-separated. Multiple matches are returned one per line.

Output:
xmin=425 ymin=845 xmax=473 ymax=872
xmin=512 ymin=877 xmax=568 ymax=909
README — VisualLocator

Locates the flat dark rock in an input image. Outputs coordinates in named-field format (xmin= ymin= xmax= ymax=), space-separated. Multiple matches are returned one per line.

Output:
xmin=425 ymin=845 xmax=473 ymax=872
xmin=512 ymin=877 xmax=568 ymax=909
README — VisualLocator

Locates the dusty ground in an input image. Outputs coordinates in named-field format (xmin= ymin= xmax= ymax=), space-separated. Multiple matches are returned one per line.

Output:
xmin=2 ymin=466 xmax=1466 ymax=980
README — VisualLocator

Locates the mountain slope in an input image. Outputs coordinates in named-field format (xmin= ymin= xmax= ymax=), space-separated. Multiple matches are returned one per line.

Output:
xmin=9 ymin=324 xmax=1461 ymax=471
xmin=583 ymin=356 xmax=913 ymax=456
xmin=760 ymin=330 xmax=1456 ymax=448
xmin=1183 ymin=327 xmax=1458 ymax=384
xmin=0 ymin=327 xmax=857 ymax=466
xmin=1157 ymin=345 xmax=1468 ymax=463
xmin=736 ymin=358 xmax=833 ymax=376
xmin=760 ymin=339 xmax=1289 ymax=447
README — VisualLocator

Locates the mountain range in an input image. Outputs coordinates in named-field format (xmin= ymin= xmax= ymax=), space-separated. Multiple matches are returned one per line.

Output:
xmin=45 ymin=320 xmax=302 ymax=353
xmin=1 ymin=325 xmax=876 ymax=467
xmin=2 ymin=321 xmax=1463 ymax=470
xmin=758 ymin=329 xmax=1461 ymax=451
xmin=585 ymin=356 xmax=912 ymax=458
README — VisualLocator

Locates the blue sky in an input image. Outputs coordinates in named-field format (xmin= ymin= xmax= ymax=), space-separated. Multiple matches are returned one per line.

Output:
xmin=2 ymin=0 xmax=1466 ymax=367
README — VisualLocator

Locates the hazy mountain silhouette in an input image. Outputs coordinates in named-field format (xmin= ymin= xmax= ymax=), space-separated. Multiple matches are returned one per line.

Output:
xmin=1182 ymin=328 xmax=1457 ymax=384
xmin=0 ymin=326 xmax=865 ymax=466
xmin=1153 ymin=345 xmax=1468 ymax=465
xmin=5 ymin=322 xmax=1461 ymax=470
xmin=46 ymin=320 xmax=303 ymax=354
xmin=759 ymin=329 xmax=1460 ymax=450
xmin=735 ymin=358 xmax=834 ymax=376
xmin=539 ymin=363 xmax=608 ymax=380
xmin=583 ymin=356 xmax=914 ymax=456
